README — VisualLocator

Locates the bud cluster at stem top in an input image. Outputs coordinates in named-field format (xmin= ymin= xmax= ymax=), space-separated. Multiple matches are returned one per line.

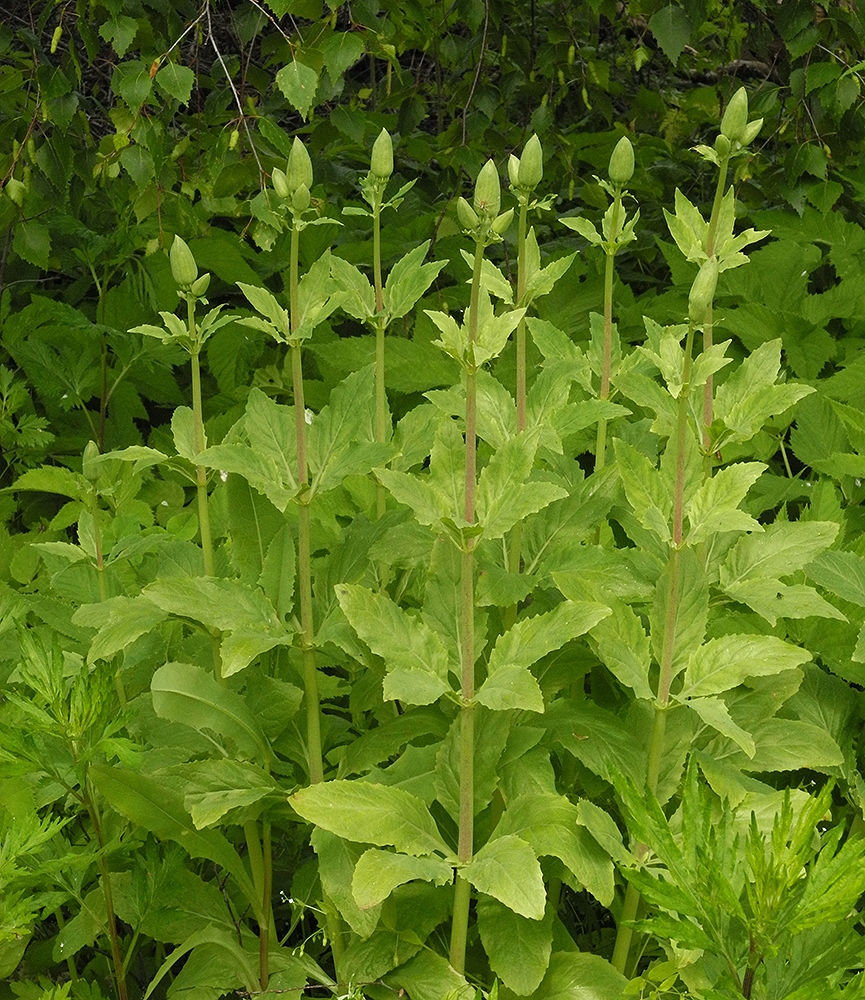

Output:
xmin=272 ymin=136 xmax=313 ymax=215
xmin=508 ymin=134 xmax=543 ymax=196
xmin=608 ymin=136 xmax=635 ymax=187
xmin=170 ymin=235 xmax=211 ymax=298
xmin=719 ymin=86 xmax=763 ymax=150
xmin=457 ymin=159 xmax=514 ymax=242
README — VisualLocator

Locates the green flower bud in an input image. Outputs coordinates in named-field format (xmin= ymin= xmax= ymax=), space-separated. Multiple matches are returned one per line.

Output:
xmin=720 ymin=87 xmax=749 ymax=143
xmin=82 ymin=440 xmax=100 ymax=482
xmin=518 ymin=134 xmax=543 ymax=190
xmin=292 ymin=184 xmax=311 ymax=214
xmin=714 ymin=133 xmax=732 ymax=159
xmin=287 ymin=136 xmax=313 ymax=193
xmin=740 ymin=118 xmax=763 ymax=146
xmin=508 ymin=154 xmax=521 ymax=190
xmin=492 ymin=208 xmax=514 ymax=235
xmin=170 ymin=235 xmax=198 ymax=287
xmin=371 ymin=128 xmax=393 ymax=180
xmin=191 ymin=273 xmax=211 ymax=298
xmin=474 ymin=159 xmax=501 ymax=219
xmin=688 ymin=257 xmax=719 ymax=324
xmin=608 ymin=136 xmax=634 ymax=186
xmin=457 ymin=196 xmax=479 ymax=231
xmin=272 ymin=167 xmax=291 ymax=200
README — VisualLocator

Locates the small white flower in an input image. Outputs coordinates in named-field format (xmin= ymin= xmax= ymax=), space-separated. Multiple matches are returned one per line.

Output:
xmin=305 ymin=408 xmax=314 ymax=425
xmin=220 ymin=470 xmax=228 ymax=482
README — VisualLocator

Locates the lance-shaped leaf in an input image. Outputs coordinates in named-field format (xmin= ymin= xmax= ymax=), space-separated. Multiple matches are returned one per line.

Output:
xmin=615 ymin=439 xmax=672 ymax=542
xmin=313 ymin=829 xmax=381 ymax=939
xmin=476 ymin=430 xmax=567 ymax=540
xmin=477 ymin=601 xmax=609 ymax=712
xmin=461 ymin=835 xmax=545 ymax=919
xmin=477 ymin=895 xmax=553 ymax=996
xmin=459 ymin=250 xmax=513 ymax=304
xmin=683 ymin=695 xmax=755 ymax=757
xmin=243 ymin=388 xmax=299 ymax=490
xmin=385 ymin=242 xmax=447 ymax=321
xmin=724 ymin=579 xmax=845 ymax=627
xmin=679 ymin=634 xmax=811 ymax=700
xmin=714 ymin=340 xmax=814 ymax=444
xmin=171 ymin=407 xmax=201 ymax=463
xmin=684 ymin=462 xmax=765 ymax=546
xmin=294 ymin=253 xmax=345 ymax=340
xmin=494 ymin=793 xmax=614 ymax=906
xmin=520 ymin=229 xmax=576 ymax=307
xmin=308 ymin=366 xmax=391 ymax=494
xmin=178 ymin=759 xmax=281 ymax=828
xmin=151 ymin=662 xmax=272 ymax=765
xmin=197 ymin=442 xmax=296 ymax=513
xmin=290 ymin=780 xmax=450 ymax=858
xmin=352 ymin=849 xmax=453 ymax=909
xmin=336 ymin=583 xmax=451 ymax=705
xmin=236 ymin=282 xmax=291 ymax=340
xmin=474 ymin=298 xmax=525 ymax=368
xmin=144 ymin=576 xmax=283 ymax=635
xmin=805 ymin=549 xmax=865 ymax=607
xmin=90 ymin=765 xmax=258 ymax=911
xmin=650 ymin=548 xmax=708 ymax=682
xmin=74 ymin=595 xmax=168 ymax=663
xmin=328 ymin=255 xmax=376 ymax=322
xmin=11 ymin=466 xmax=89 ymax=501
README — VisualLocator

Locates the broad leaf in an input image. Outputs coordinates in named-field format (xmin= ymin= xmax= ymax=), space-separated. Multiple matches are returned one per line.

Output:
xmin=477 ymin=895 xmax=553 ymax=996
xmin=462 ymin=835 xmax=545 ymax=919
xmin=680 ymin=635 xmax=811 ymax=699
xmin=290 ymin=781 xmax=450 ymax=857
xmin=352 ymin=850 xmax=452 ymax=909
xmin=384 ymin=242 xmax=447 ymax=322
xmin=275 ymin=60 xmax=319 ymax=119
xmin=684 ymin=462 xmax=764 ymax=545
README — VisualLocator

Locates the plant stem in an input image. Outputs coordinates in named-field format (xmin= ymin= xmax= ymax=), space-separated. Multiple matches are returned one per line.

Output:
xmin=188 ymin=294 xmax=215 ymax=577
xmin=449 ymin=239 xmax=483 ymax=974
xmin=594 ymin=190 xmax=622 ymax=472
xmin=701 ymin=156 xmax=729 ymax=450
xmin=373 ymin=196 xmax=388 ymax=520
xmin=289 ymin=222 xmax=324 ymax=787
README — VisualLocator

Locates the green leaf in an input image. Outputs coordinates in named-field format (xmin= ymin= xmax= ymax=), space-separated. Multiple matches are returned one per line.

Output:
xmin=275 ymin=60 xmax=319 ymax=120
xmin=460 ymin=250 xmax=513 ymax=304
xmin=462 ymin=835 xmax=545 ymax=919
xmin=319 ymin=31 xmax=366 ymax=81
xmin=11 ymin=466 xmax=88 ymax=500
xmin=13 ymin=219 xmax=51 ymax=270
xmin=384 ymin=243 xmax=447 ymax=323
xmin=684 ymin=696 xmax=755 ymax=757
xmin=99 ymin=14 xmax=138 ymax=56
xmin=336 ymin=584 xmax=451 ymax=706
xmin=475 ymin=666 xmax=545 ymax=713
xmin=90 ymin=765 xmax=257 ymax=909
xmin=614 ymin=439 xmax=671 ymax=542
xmin=144 ymin=577 xmax=281 ymax=635
xmin=505 ymin=952 xmax=627 ymax=1000
xmin=807 ymin=549 xmax=865 ymax=607
xmin=113 ymin=60 xmax=153 ymax=109
xmin=649 ymin=5 xmax=691 ymax=65
xmin=290 ymin=781 xmax=450 ymax=857
xmin=575 ymin=799 xmax=632 ymax=867
xmin=494 ymin=793 xmax=614 ymax=906
xmin=171 ymin=406 xmax=200 ymax=462
xmin=733 ymin=718 xmax=844 ymax=772
xmin=578 ymin=592 xmax=653 ymax=701
xmin=724 ymin=579 xmax=845 ymax=627
xmin=680 ymin=635 xmax=811 ymax=699
xmin=723 ymin=521 xmax=840 ymax=587
xmin=329 ymin=255 xmax=375 ymax=321
xmin=476 ymin=431 xmax=567 ymax=539
xmin=259 ymin=523 xmax=295 ymax=621
xmin=312 ymin=829 xmax=381 ymax=939
xmin=151 ymin=662 xmax=272 ymax=764
xmin=237 ymin=283 xmax=290 ymax=339
xmin=74 ymin=595 xmax=168 ymax=663
xmin=477 ymin=895 xmax=553 ymax=996
xmin=154 ymin=62 xmax=195 ymax=104
xmin=684 ymin=462 xmax=764 ymax=545
xmin=179 ymin=759 xmax=279 ymax=828
xmin=352 ymin=850 xmax=453 ymax=909
xmin=434 ymin=710 xmax=511 ymax=820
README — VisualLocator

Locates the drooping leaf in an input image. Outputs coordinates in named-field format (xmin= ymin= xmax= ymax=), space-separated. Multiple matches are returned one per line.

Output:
xmin=462 ymin=835 xmax=545 ymax=919
xmin=477 ymin=895 xmax=553 ymax=996
xmin=290 ymin=781 xmax=450 ymax=857
xmin=154 ymin=62 xmax=195 ymax=104
xmin=680 ymin=635 xmax=811 ymax=700
xmin=275 ymin=60 xmax=319 ymax=120
xmin=352 ymin=849 xmax=453 ymax=909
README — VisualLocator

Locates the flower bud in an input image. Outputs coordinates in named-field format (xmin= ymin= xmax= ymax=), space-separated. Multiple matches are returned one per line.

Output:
xmin=457 ymin=196 xmax=479 ymax=231
xmin=474 ymin=159 xmax=501 ymax=219
xmin=370 ymin=128 xmax=393 ymax=180
xmin=272 ymin=167 xmax=291 ymax=200
xmin=492 ymin=208 xmax=514 ymax=235
xmin=740 ymin=118 xmax=763 ymax=146
xmin=714 ymin=134 xmax=732 ymax=159
xmin=191 ymin=273 xmax=211 ymax=298
xmin=720 ymin=87 xmax=749 ymax=144
xmin=292 ymin=184 xmax=311 ymax=214
xmin=82 ymin=440 xmax=100 ymax=482
xmin=608 ymin=136 xmax=634 ymax=186
xmin=688 ymin=257 xmax=719 ymax=324
xmin=170 ymin=235 xmax=198 ymax=287
xmin=508 ymin=154 xmax=521 ymax=190
xmin=287 ymin=136 xmax=313 ymax=193
xmin=518 ymin=134 xmax=543 ymax=190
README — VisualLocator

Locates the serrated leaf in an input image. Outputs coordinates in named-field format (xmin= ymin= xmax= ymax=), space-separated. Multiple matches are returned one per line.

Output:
xmin=352 ymin=850 xmax=452 ymax=909
xmin=722 ymin=521 xmax=839 ymax=588
xmin=172 ymin=406 xmax=201 ymax=462
xmin=384 ymin=242 xmax=447 ymax=322
xmin=312 ymin=829 xmax=381 ymax=939
xmin=74 ymin=595 xmax=168 ymax=663
xmin=144 ymin=577 xmax=281 ymax=635
xmin=615 ymin=439 xmax=671 ymax=542
xmin=319 ymin=30 xmax=366 ymax=81
xmin=733 ymin=718 xmax=843 ymax=772
xmin=11 ymin=466 xmax=88 ymax=500
xmin=806 ymin=549 xmax=865 ymax=607
xmin=179 ymin=759 xmax=279 ymax=828
xmin=724 ymin=579 xmax=845 ymax=627
xmin=99 ymin=14 xmax=138 ymax=56
xmin=684 ymin=462 xmax=765 ymax=545
xmin=336 ymin=584 xmax=450 ymax=706
xmin=680 ymin=635 xmax=811 ymax=699
xmin=462 ymin=835 xmax=545 ymax=919
xmin=290 ymin=781 xmax=449 ymax=857
xmin=154 ymin=63 xmax=194 ymax=104
xmin=237 ymin=283 xmax=290 ymax=338
xmin=650 ymin=548 xmax=708 ymax=682
xmin=275 ymin=60 xmax=319 ymax=120
xmin=684 ymin=696 xmax=755 ymax=756
xmin=329 ymin=255 xmax=375 ymax=321
xmin=475 ymin=666 xmax=545 ymax=713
